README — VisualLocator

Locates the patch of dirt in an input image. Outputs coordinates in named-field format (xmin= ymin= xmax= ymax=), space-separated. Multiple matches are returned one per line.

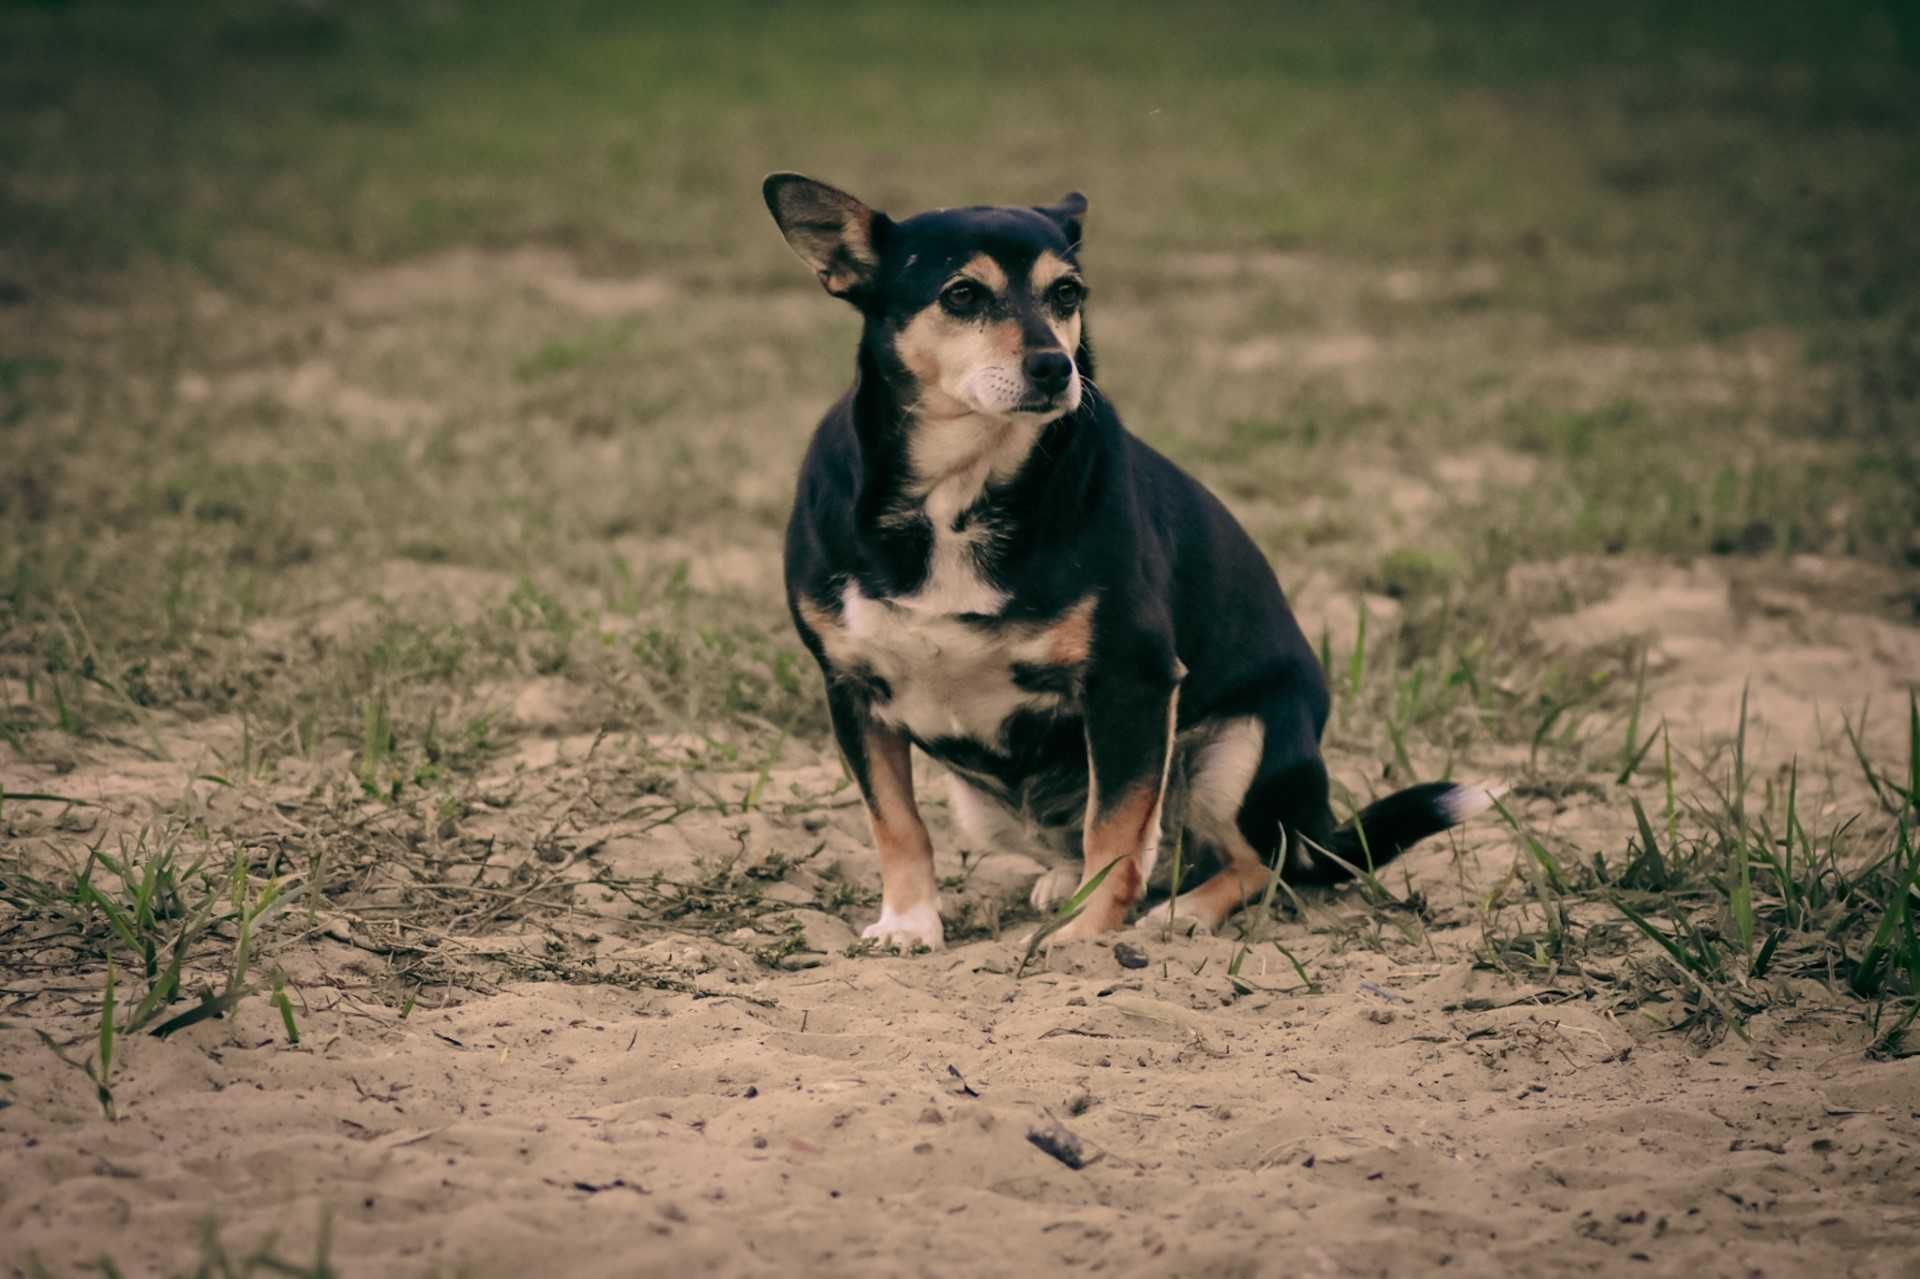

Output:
xmin=336 ymin=246 xmax=676 ymax=319
xmin=1534 ymin=557 xmax=1920 ymax=769
xmin=3 ymin=244 xmax=1916 ymax=1279
xmin=5 ymin=860 xmax=1916 ymax=1278
xmin=7 ymin=553 xmax=1919 ymax=1277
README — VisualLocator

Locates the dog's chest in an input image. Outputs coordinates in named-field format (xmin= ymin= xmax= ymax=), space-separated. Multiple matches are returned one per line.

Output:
xmin=803 ymin=422 xmax=1090 ymax=748
xmin=835 ymin=583 xmax=1081 ymax=746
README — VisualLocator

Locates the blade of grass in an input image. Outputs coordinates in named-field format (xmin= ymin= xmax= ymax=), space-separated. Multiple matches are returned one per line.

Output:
xmin=1162 ymin=812 xmax=1186 ymax=942
xmin=1663 ymin=725 xmax=1677 ymax=846
xmin=1271 ymin=940 xmax=1320 ymax=992
xmin=1616 ymin=726 xmax=1662 ymax=786
xmin=1018 ymin=856 xmax=1123 ymax=977
xmin=1611 ymin=895 xmax=1709 ymax=982
xmin=1626 ymin=796 xmax=1670 ymax=890
xmin=1782 ymin=758 xmax=1801 ymax=928
xmin=1491 ymin=795 xmax=1567 ymax=895
xmin=271 ymin=971 xmax=301 ymax=1046
xmin=1853 ymin=823 xmax=1920 ymax=998
xmin=1907 ymin=690 xmax=1919 ymax=814
xmin=98 ymin=957 xmax=116 ymax=1090
xmin=1619 ymin=647 xmax=1648 ymax=780
xmin=1843 ymin=700 xmax=1890 ymax=809
xmin=1345 ymin=604 xmax=1367 ymax=703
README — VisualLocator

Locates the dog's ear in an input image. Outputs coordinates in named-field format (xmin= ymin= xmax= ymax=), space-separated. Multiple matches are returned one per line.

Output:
xmin=763 ymin=173 xmax=890 ymax=301
xmin=1035 ymin=192 xmax=1088 ymax=248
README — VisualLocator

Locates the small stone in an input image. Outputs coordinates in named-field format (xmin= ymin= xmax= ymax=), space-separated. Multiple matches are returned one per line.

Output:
xmin=1112 ymin=942 xmax=1149 ymax=970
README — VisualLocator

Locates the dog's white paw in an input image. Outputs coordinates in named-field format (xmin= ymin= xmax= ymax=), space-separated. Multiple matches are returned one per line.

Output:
xmin=1028 ymin=867 xmax=1081 ymax=913
xmin=1138 ymin=898 xmax=1213 ymax=937
xmin=861 ymin=901 xmax=945 ymax=952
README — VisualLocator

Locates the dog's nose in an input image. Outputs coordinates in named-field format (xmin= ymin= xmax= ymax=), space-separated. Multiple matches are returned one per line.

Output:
xmin=1023 ymin=350 xmax=1073 ymax=396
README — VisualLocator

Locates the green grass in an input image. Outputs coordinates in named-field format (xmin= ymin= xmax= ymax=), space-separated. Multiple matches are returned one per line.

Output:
xmin=1462 ymin=694 xmax=1920 ymax=1051
xmin=4 ymin=1 xmax=1915 ymax=768
xmin=4 ymin=821 xmax=299 ymax=1118
xmin=2 ymin=8 xmax=1919 ymax=1247
xmin=24 ymin=1217 xmax=338 ymax=1279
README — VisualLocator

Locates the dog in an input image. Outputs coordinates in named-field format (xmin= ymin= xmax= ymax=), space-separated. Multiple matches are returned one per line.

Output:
xmin=765 ymin=173 xmax=1496 ymax=952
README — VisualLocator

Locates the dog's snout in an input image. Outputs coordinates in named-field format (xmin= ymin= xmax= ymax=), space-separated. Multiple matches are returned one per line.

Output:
xmin=1023 ymin=350 xmax=1073 ymax=395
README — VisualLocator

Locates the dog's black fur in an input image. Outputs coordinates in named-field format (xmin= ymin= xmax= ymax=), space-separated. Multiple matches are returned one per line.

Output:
xmin=766 ymin=173 xmax=1489 ymax=948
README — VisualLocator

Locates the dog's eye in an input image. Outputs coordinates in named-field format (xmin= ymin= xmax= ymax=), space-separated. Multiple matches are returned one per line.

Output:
xmin=940 ymin=281 xmax=985 ymax=315
xmin=1049 ymin=280 xmax=1085 ymax=313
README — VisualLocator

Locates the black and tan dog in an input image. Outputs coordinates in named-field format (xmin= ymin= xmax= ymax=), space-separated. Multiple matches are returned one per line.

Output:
xmin=765 ymin=174 xmax=1495 ymax=951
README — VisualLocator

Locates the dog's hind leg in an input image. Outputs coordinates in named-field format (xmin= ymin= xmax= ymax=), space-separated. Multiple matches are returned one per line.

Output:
xmin=1140 ymin=715 xmax=1271 ymax=934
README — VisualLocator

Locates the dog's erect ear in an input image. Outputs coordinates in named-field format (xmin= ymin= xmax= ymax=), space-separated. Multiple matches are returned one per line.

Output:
xmin=763 ymin=173 xmax=890 ymax=300
xmin=1034 ymin=192 xmax=1088 ymax=248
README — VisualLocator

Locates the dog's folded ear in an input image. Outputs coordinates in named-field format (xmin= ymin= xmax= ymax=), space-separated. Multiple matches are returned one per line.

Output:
xmin=763 ymin=174 xmax=890 ymax=302
xmin=1034 ymin=192 xmax=1088 ymax=248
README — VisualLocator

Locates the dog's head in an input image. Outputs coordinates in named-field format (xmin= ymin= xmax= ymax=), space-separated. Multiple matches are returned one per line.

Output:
xmin=764 ymin=174 xmax=1089 ymax=425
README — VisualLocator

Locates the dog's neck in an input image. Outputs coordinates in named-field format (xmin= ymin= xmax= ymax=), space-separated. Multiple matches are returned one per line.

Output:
xmin=905 ymin=403 xmax=1046 ymax=503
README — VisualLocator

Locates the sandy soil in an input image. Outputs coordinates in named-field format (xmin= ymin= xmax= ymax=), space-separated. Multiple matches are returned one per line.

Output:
xmin=5 ymin=552 xmax=1919 ymax=1279
xmin=4 ymin=245 xmax=1918 ymax=1279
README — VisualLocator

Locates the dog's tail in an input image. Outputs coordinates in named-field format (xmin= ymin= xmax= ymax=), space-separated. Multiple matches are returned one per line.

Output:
xmin=1291 ymin=782 xmax=1504 ymax=885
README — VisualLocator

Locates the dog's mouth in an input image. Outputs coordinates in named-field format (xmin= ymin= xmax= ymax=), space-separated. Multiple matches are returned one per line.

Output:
xmin=1012 ymin=386 xmax=1080 ymax=416
xmin=957 ymin=367 xmax=1080 ymax=420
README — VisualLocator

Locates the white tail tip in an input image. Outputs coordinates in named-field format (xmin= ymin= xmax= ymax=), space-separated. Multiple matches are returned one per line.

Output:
xmin=1441 ymin=782 xmax=1507 ymax=824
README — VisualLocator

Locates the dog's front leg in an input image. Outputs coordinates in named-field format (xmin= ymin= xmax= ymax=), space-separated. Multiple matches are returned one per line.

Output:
xmin=823 ymin=687 xmax=944 ymax=951
xmin=1048 ymin=656 xmax=1183 ymax=944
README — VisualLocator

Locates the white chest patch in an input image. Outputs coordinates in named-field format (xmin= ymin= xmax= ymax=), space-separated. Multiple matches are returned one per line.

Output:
xmin=890 ymin=411 xmax=1043 ymax=619
xmin=832 ymin=584 xmax=1070 ymax=743
xmin=800 ymin=411 xmax=1086 ymax=747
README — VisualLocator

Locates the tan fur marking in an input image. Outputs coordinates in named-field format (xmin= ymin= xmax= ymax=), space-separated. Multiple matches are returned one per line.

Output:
xmin=1085 ymin=782 xmax=1163 ymax=866
xmin=1029 ymin=251 xmax=1078 ymax=291
xmin=1050 ymin=686 xmax=1181 ymax=942
xmin=1040 ymin=596 xmax=1097 ymax=666
xmin=894 ymin=308 xmax=942 ymax=388
xmin=795 ymin=595 xmax=841 ymax=641
xmin=1051 ymin=311 xmax=1082 ymax=360
xmin=892 ymin=249 xmax=1077 ymax=426
xmin=1030 ymin=252 xmax=1084 ymax=357
xmin=1164 ymin=858 xmax=1269 ymax=932
xmin=863 ymin=725 xmax=937 ymax=912
xmin=1056 ymin=781 xmax=1160 ymax=935
xmin=795 ymin=594 xmax=862 ymax=672
xmin=956 ymin=254 xmax=1008 ymax=292
xmin=990 ymin=317 xmax=1023 ymax=360
xmin=1145 ymin=716 xmax=1268 ymax=932
xmin=893 ymin=304 xmax=1016 ymax=418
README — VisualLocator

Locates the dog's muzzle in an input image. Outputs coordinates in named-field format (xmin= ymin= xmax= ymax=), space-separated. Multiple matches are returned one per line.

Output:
xmin=1017 ymin=349 xmax=1076 ymax=413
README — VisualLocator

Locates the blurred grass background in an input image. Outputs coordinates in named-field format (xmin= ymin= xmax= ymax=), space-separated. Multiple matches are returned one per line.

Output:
xmin=5 ymin=1 xmax=1917 ymax=316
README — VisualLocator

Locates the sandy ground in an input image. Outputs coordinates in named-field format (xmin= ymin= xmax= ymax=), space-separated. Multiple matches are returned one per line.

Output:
xmin=5 ymin=552 xmax=1919 ymax=1278
xmin=4 ymin=244 xmax=1918 ymax=1278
